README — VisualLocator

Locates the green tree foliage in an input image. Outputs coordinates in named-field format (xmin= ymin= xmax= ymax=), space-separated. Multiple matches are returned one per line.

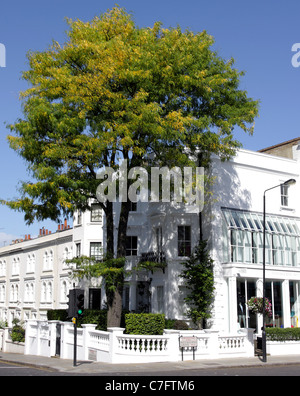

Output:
xmin=180 ymin=241 xmax=215 ymax=328
xmin=10 ymin=319 xmax=25 ymax=343
xmin=2 ymin=6 xmax=258 ymax=326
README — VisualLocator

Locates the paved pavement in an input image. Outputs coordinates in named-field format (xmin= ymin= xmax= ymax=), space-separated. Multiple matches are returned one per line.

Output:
xmin=1 ymin=351 xmax=300 ymax=374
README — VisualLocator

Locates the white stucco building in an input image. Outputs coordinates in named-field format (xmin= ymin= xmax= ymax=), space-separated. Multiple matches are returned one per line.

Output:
xmin=1 ymin=137 xmax=300 ymax=335
xmin=209 ymin=144 xmax=300 ymax=333
xmin=123 ymin=138 xmax=300 ymax=335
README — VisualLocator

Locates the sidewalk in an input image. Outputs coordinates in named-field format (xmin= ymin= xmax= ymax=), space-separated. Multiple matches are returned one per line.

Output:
xmin=1 ymin=352 xmax=300 ymax=374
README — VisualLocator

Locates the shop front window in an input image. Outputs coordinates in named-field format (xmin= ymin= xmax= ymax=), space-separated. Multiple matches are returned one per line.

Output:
xmin=237 ymin=279 xmax=256 ymax=329
xmin=237 ymin=279 xmax=300 ymax=330
xmin=289 ymin=281 xmax=300 ymax=327
xmin=265 ymin=281 xmax=283 ymax=328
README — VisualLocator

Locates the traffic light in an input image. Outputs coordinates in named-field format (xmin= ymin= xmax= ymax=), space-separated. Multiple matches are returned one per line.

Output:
xmin=75 ymin=289 xmax=84 ymax=318
xmin=66 ymin=289 xmax=85 ymax=318
xmin=66 ymin=289 xmax=76 ymax=318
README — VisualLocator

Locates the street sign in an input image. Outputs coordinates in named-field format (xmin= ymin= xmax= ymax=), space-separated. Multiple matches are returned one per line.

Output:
xmin=179 ymin=336 xmax=197 ymax=361
xmin=179 ymin=336 xmax=197 ymax=348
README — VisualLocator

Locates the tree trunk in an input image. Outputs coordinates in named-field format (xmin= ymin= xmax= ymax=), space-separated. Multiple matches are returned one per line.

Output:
xmin=106 ymin=283 xmax=123 ymax=328
xmin=106 ymin=149 xmax=133 ymax=327
xmin=106 ymin=200 xmax=130 ymax=328
xmin=106 ymin=201 xmax=114 ymax=257
xmin=117 ymin=200 xmax=131 ymax=257
xmin=103 ymin=200 xmax=119 ymax=328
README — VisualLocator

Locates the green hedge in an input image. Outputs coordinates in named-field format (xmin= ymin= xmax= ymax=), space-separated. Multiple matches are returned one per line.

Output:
xmin=47 ymin=310 xmax=188 ymax=334
xmin=164 ymin=318 xmax=189 ymax=330
xmin=11 ymin=319 xmax=26 ymax=343
xmin=47 ymin=309 xmax=127 ymax=331
xmin=79 ymin=310 xmax=107 ymax=330
xmin=47 ymin=309 xmax=68 ymax=322
xmin=125 ymin=313 xmax=165 ymax=335
xmin=11 ymin=325 xmax=25 ymax=343
xmin=266 ymin=327 xmax=300 ymax=341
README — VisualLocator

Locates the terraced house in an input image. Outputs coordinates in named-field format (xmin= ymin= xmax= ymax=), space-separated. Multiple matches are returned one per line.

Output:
xmin=0 ymin=210 xmax=104 ymax=324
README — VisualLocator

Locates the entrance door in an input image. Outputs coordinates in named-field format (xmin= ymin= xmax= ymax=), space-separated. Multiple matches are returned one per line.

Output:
xmin=136 ymin=281 xmax=151 ymax=313
xmin=55 ymin=323 xmax=61 ymax=356
xmin=89 ymin=288 xmax=101 ymax=310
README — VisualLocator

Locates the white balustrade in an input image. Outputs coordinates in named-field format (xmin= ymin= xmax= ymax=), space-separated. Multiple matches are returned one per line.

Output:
xmin=24 ymin=320 xmax=255 ymax=363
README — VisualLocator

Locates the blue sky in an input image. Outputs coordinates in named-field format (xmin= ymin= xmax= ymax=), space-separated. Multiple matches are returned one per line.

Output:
xmin=0 ymin=0 xmax=300 ymax=244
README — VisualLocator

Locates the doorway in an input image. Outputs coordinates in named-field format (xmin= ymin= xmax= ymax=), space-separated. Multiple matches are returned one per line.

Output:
xmin=237 ymin=279 xmax=256 ymax=330
xmin=89 ymin=288 xmax=101 ymax=310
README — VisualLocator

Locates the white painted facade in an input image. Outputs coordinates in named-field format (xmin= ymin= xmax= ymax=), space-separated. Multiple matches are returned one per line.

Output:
xmin=209 ymin=147 xmax=300 ymax=333
xmin=1 ymin=141 xmax=300 ymax=336
xmin=0 ymin=222 xmax=73 ymax=324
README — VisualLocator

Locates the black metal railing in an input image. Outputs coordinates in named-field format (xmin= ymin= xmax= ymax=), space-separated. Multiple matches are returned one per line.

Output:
xmin=140 ymin=251 xmax=166 ymax=263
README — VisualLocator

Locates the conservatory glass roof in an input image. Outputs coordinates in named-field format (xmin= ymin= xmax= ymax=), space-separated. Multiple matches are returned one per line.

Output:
xmin=222 ymin=207 xmax=300 ymax=236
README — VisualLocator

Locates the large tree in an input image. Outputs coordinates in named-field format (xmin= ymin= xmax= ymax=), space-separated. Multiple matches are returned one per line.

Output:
xmin=2 ymin=6 xmax=258 ymax=326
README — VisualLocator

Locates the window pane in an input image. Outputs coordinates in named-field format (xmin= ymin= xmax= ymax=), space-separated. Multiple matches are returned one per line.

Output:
xmin=178 ymin=226 xmax=191 ymax=256
xmin=244 ymin=231 xmax=252 ymax=263
xmin=291 ymin=237 xmax=297 ymax=266
xmin=281 ymin=184 xmax=288 ymax=207
xmin=237 ymin=230 xmax=244 ymax=262
xmin=131 ymin=236 xmax=137 ymax=249
xmin=126 ymin=236 xmax=138 ymax=256
xmin=232 ymin=212 xmax=241 ymax=228
xmin=252 ymin=233 xmax=258 ymax=263
xmin=178 ymin=226 xmax=185 ymax=240
xmin=91 ymin=204 xmax=102 ymax=222
xmin=285 ymin=235 xmax=292 ymax=266
xmin=185 ymin=225 xmax=191 ymax=241
xmin=265 ymin=233 xmax=271 ymax=265
xmin=290 ymin=281 xmax=300 ymax=327
xmin=257 ymin=233 xmax=264 ymax=264
xmin=90 ymin=242 xmax=102 ymax=261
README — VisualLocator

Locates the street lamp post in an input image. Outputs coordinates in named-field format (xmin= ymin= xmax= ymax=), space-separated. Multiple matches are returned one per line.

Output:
xmin=262 ymin=178 xmax=296 ymax=362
